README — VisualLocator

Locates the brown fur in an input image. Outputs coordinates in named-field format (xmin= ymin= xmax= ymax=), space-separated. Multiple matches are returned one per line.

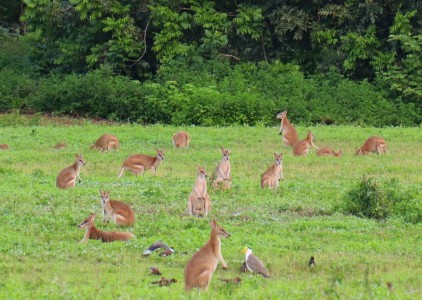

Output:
xmin=261 ymin=153 xmax=284 ymax=189
xmin=184 ymin=220 xmax=230 ymax=291
xmin=277 ymin=111 xmax=299 ymax=147
xmin=78 ymin=213 xmax=135 ymax=243
xmin=53 ymin=143 xmax=67 ymax=149
xmin=172 ymin=131 xmax=190 ymax=148
xmin=316 ymin=147 xmax=342 ymax=157
xmin=293 ymin=131 xmax=319 ymax=156
xmin=91 ymin=134 xmax=120 ymax=151
xmin=56 ymin=154 xmax=86 ymax=189
xmin=188 ymin=166 xmax=211 ymax=217
xmin=356 ymin=136 xmax=388 ymax=155
xmin=212 ymin=148 xmax=232 ymax=189
xmin=100 ymin=190 xmax=135 ymax=226
xmin=0 ymin=144 xmax=9 ymax=150
xmin=118 ymin=149 xmax=165 ymax=177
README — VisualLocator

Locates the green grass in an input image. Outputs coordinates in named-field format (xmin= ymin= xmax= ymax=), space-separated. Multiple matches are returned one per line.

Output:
xmin=0 ymin=118 xmax=421 ymax=299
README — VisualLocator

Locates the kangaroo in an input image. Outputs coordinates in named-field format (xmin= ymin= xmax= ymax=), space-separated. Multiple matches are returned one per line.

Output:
xmin=78 ymin=213 xmax=135 ymax=243
xmin=91 ymin=134 xmax=120 ymax=151
xmin=316 ymin=147 xmax=342 ymax=157
xmin=293 ymin=131 xmax=319 ymax=156
xmin=184 ymin=220 xmax=230 ymax=291
xmin=118 ymin=149 xmax=165 ymax=177
xmin=53 ymin=143 xmax=67 ymax=149
xmin=261 ymin=153 xmax=284 ymax=189
xmin=56 ymin=154 xmax=86 ymax=189
xmin=356 ymin=136 xmax=388 ymax=155
xmin=99 ymin=190 xmax=135 ymax=226
xmin=172 ymin=131 xmax=190 ymax=148
xmin=276 ymin=111 xmax=299 ymax=147
xmin=0 ymin=144 xmax=9 ymax=150
xmin=212 ymin=148 xmax=232 ymax=189
xmin=188 ymin=166 xmax=211 ymax=217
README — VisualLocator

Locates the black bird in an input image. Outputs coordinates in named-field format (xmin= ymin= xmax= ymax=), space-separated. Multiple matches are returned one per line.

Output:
xmin=308 ymin=256 xmax=316 ymax=268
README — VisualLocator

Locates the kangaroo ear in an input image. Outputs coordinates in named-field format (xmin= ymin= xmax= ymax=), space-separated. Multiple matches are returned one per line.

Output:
xmin=90 ymin=213 xmax=96 ymax=221
xmin=75 ymin=153 xmax=78 ymax=158
xmin=210 ymin=219 xmax=217 ymax=228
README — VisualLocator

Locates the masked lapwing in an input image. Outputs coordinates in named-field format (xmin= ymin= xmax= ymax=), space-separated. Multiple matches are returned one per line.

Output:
xmin=242 ymin=247 xmax=270 ymax=278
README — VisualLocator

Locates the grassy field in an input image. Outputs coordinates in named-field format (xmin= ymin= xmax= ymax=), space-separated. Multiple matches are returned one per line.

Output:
xmin=0 ymin=116 xmax=421 ymax=299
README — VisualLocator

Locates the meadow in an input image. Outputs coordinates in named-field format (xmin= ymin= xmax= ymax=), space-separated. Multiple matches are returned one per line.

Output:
xmin=0 ymin=116 xmax=421 ymax=299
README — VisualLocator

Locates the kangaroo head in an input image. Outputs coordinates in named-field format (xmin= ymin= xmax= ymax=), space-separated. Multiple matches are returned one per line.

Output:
xmin=78 ymin=213 xmax=95 ymax=229
xmin=273 ymin=153 xmax=283 ymax=165
xmin=197 ymin=166 xmax=208 ymax=178
xmin=156 ymin=149 xmax=165 ymax=161
xmin=276 ymin=111 xmax=287 ymax=120
xmin=99 ymin=190 xmax=110 ymax=205
xmin=211 ymin=220 xmax=230 ymax=238
xmin=307 ymin=131 xmax=315 ymax=142
xmin=355 ymin=147 xmax=363 ymax=155
xmin=75 ymin=154 xmax=86 ymax=166
xmin=335 ymin=150 xmax=342 ymax=157
xmin=221 ymin=147 xmax=231 ymax=160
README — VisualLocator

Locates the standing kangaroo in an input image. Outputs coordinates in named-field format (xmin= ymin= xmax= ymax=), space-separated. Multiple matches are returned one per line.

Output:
xmin=172 ymin=131 xmax=190 ymax=148
xmin=188 ymin=166 xmax=211 ymax=217
xmin=276 ymin=111 xmax=299 ymax=147
xmin=118 ymin=149 xmax=165 ymax=177
xmin=317 ymin=147 xmax=342 ymax=157
xmin=99 ymin=190 xmax=135 ymax=226
xmin=293 ymin=131 xmax=319 ymax=156
xmin=91 ymin=134 xmax=120 ymax=151
xmin=184 ymin=220 xmax=230 ymax=291
xmin=356 ymin=136 xmax=388 ymax=155
xmin=212 ymin=148 xmax=232 ymax=189
xmin=78 ymin=213 xmax=135 ymax=243
xmin=261 ymin=153 xmax=284 ymax=189
xmin=56 ymin=154 xmax=86 ymax=189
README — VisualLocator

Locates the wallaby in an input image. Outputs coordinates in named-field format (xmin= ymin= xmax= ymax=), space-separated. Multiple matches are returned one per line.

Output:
xmin=212 ymin=148 xmax=232 ymax=189
xmin=99 ymin=190 xmax=135 ymax=226
xmin=261 ymin=153 xmax=284 ymax=189
xmin=0 ymin=144 xmax=9 ymax=150
xmin=188 ymin=166 xmax=211 ymax=217
xmin=184 ymin=220 xmax=230 ymax=291
xmin=56 ymin=154 xmax=86 ymax=189
xmin=78 ymin=213 xmax=135 ymax=243
xmin=91 ymin=134 xmax=120 ymax=151
xmin=293 ymin=131 xmax=319 ymax=156
xmin=53 ymin=143 xmax=67 ymax=149
xmin=172 ymin=131 xmax=190 ymax=148
xmin=317 ymin=147 xmax=342 ymax=157
xmin=276 ymin=111 xmax=299 ymax=147
xmin=118 ymin=149 xmax=165 ymax=177
xmin=356 ymin=136 xmax=388 ymax=155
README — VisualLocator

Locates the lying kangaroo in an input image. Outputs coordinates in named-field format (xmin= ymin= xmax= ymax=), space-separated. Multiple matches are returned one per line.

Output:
xmin=276 ymin=111 xmax=299 ymax=147
xmin=91 ymin=134 xmax=120 ymax=151
xmin=212 ymin=148 xmax=232 ymax=189
xmin=56 ymin=154 xmax=86 ymax=189
xmin=261 ymin=153 xmax=284 ymax=189
xmin=356 ymin=136 xmax=388 ymax=155
xmin=188 ymin=166 xmax=211 ymax=217
xmin=316 ymin=147 xmax=342 ymax=157
xmin=118 ymin=149 xmax=165 ymax=177
xmin=0 ymin=144 xmax=9 ymax=150
xmin=293 ymin=131 xmax=319 ymax=156
xmin=78 ymin=213 xmax=135 ymax=243
xmin=172 ymin=131 xmax=190 ymax=148
xmin=184 ymin=220 xmax=230 ymax=291
xmin=99 ymin=190 xmax=135 ymax=226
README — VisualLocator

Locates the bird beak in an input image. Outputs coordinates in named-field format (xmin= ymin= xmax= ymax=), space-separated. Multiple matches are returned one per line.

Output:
xmin=242 ymin=247 xmax=248 ymax=254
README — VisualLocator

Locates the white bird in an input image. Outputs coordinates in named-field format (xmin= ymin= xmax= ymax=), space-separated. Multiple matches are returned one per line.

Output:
xmin=242 ymin=247 xmax=270 ymax=278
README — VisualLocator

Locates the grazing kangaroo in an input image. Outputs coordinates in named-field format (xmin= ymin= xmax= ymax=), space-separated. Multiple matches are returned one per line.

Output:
xmin=184 ymin=220 xmax=230 ymax=291
xmin=188 ymin=166 xmax=211 ymax=217
xmin=356 ymin=136 xmax=388 ymax=155
xmin=56 ymin=154 xmax=86 ymax=189
xmin=276 ymin=111 xmax=299 ymax=147
xmin=78 ymin=213 xmax=135 ymax=243
xmin=212 ymin=148 xmax=232 ymax=189
xmin=261 ymin=153 xmax=284 ymax=189
xmin=172 ymin=131 xmax=190 ymax=148
xmin=293 ymin=131 xmax=319 ymax=156
xmin=99 ymin=190 xmax=135 ymax=226
xmin=118 ymin=149 xmax=165 ymax=177
xmin=317 ymin=147 xmax=342 ymax=157
xmin=91 ymin=134 xmax=120 ymax=151
xmin=0 ymin=144 xmax=9 ymax=150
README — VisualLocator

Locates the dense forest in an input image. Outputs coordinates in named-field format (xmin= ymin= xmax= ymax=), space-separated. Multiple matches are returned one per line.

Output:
xmin=1 ymin=0 xmax=421 ymax=126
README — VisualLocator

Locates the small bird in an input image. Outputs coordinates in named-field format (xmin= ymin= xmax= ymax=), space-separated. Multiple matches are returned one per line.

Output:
xmin=152 ymin=277 xmax=177 ymax=286
xmin=150 ymin=267 xmax=162 ymax=276
xmin=242 ymin=247 xmax=270 ymax=278
xmin=308 ymin=256 xmax=316 ymax=268
xmin=143 ymin=240 xmax=175 ymax=256
xmin=386 ymin=282 xmax=393 ymax=293
xmin=220 ymin=277 xmax=242 ymax=284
